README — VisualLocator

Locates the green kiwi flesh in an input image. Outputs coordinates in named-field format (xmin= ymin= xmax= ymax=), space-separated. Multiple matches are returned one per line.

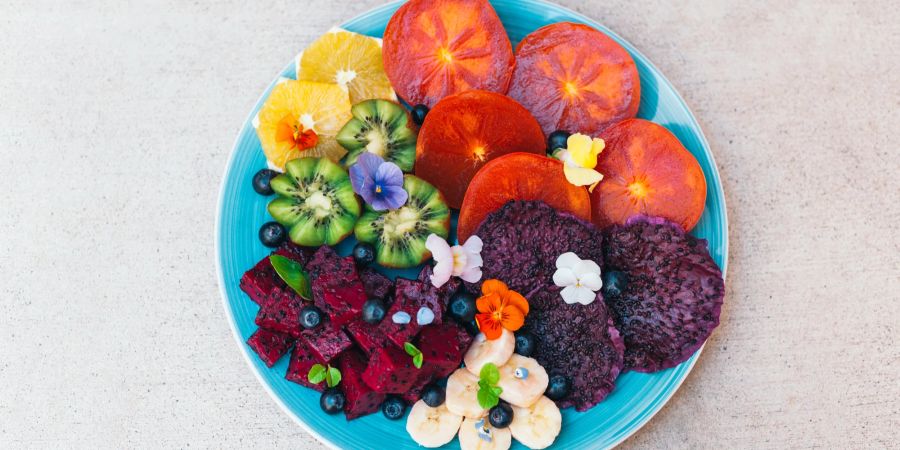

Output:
xmin=354 ymin=175 xmax=450 ymax=268
xmin=267 ymin=157 xmax=361 ymax=246
xmin=337 ymin=99 xmax=416 ymax=172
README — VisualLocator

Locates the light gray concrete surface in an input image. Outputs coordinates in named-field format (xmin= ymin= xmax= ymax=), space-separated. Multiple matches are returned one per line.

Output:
xmin=0 ymin=0 xmax=897 ymax=448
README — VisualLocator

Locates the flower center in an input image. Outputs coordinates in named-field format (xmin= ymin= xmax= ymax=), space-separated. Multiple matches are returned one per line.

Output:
xmin=375 ymin=184 xmax=383 ymax=194
xmin=275 ymin=115 xmax=319 ymax=151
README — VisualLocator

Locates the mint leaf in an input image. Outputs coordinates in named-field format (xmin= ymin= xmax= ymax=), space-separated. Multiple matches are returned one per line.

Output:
xmin=491 ymin=386 xmax=503 ymax=397
xmin=480 ymin=363 xmax=500 ymax=385
xmin=270 ymin=255 xmax=312 ymax=300
xmin=477 ymin=385 xmax=500 ymax=409
xmin=308 ymin=364 xmax=326 ymax=384
xmin=326 ymin=366 xmax=342 ymax=388
xmin=404 ymin=342 xmax=424 ymax=369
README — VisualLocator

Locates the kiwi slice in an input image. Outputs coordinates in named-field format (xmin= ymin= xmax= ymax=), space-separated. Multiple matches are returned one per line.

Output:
xmin=354 ymin=175 xmax=450 ymax=268
xmin=336 ymin=99 xmax=417 ymax=172
xmin=267 ymin=157 xmax=361 ymax=247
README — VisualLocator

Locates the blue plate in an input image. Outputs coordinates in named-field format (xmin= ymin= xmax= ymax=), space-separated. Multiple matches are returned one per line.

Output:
xmin=216 ymin=0 xmax=728 ymax=448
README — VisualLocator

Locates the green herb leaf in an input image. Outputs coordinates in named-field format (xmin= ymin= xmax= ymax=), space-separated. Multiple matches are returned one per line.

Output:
xmin=480 ymin=363 xmax=500 ymax=385
xmin=308 ymin=364 xmax=327 ymax=384
xmin=477 ymin=385 xmax=500 ymax=409
xmin=404 ymin=342 xmax=424 ymax=369
xmin=491 ymin=386 xmax=503 ymax=397
xmin=326 ymin=366 xmax=342 ymax=388
xmin=270 ymin=255 xmax=312 ymax=300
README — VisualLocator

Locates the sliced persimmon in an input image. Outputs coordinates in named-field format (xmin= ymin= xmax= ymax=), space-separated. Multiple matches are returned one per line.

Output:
xmin=591 ymin=119 xmax=707 ymax=231
xmin=382 ymin=0 xmax=515 ymax=108
xmin=508 ymin=22 xmax=640 ymax=136
xmin=458 ymin=153 xmax=592 ymax=242
xmin=415 ymin=90 xmax=546 ymax=208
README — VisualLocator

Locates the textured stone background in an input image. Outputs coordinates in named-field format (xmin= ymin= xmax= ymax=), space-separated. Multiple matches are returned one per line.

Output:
xmin=0 ymin=0 xmax=897 ymax=448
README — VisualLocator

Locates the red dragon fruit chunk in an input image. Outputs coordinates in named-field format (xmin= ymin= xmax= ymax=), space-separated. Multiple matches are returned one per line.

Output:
xmin=416 ymin=322 xmax=473 ymax=378
xmin=361 ymin=345 xmax=421 ymax=393
xmin=298 ymin=321 xmax=352 ymax=363
xmin=337 ymin=349 xmax=386 ymax=420
xmin=246 ymin=328 xmax=296 ymax=367
xmin=254 ymin=287 xmax=305 ymax=337
xmin=285 ymin=341 xmax=327 ymax=392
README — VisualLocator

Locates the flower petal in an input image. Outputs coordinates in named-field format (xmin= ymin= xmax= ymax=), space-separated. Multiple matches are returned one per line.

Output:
xmin=566 ymin=133 xmax=594 ymax=166
xmin=481 ymin=279 xmax=509 ymax=297
xmin=560 ymin=285 xmax=580 ymax=304
xmin=555 ymin=252 xmax=581 ymax=270
xmin=459 ymin=266 xmax=482 ymax=283
xmin=349 ymin=163 xmax=375 ymax=200
xmin=574 ymin=286 xmax=596 ymax=305
xmin=476 ymin=292 xmax=502 ymax=314
xmin=553 ymin=267 xmax=577 ymax=287
xmin=425 ymin=234 xmax=452 ymax=262
xmin=356 ymin=152 xmax=385 ymax=176
xmin=462 ymin=235 xmax=483 ymax=253
xmin=573 ymin=259 xmax=602 ymax=277
xmin=375 ymin=160 xmax=404 ymax=188
xmin=579 ymin=272 xmax=604 ymax=291
xmin=500 ymin=305 xmax=525 ymax=331
xmin=504 ymin=290 xmax=529 ymax=316
xmin=563 ymin=164 xmax=604 ymax=188
xmin=430 ymin=259 xmax=453 ymax=288
xmin=378 ymin=184 xmax=408 ymax=210
xmin=476 ymin=313 xmax=503 ymax=340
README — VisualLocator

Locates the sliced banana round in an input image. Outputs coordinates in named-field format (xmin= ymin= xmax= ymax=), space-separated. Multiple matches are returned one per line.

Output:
xmin=445 ymin=368 xmax=488 ymax=419
xmin=509 ymin=396 xmax=562 ymax=449
xmin=458 ymin=417 xmax=512 ymax=450
xmin=464 ymin=329 xmax=515 ymax=376
xmin=497 ymin=354 xmax=550 ymax=408
xmin=406 ymin=400 xmax=464 ymax=448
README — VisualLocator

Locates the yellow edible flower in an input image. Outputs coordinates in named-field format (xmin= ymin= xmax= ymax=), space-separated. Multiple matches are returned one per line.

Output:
xmin=554 ymin=133 xmax=605 ymax=192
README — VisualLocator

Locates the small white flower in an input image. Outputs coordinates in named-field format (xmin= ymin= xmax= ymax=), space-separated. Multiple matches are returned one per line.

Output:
xmin=553 ymin=252 xmax=603 ymax=305
xmin=425 ymin=234 xmax=484 ymax=288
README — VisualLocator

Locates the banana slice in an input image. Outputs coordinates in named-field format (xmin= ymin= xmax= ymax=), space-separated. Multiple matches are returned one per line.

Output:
xmin=464 ymin=329 xmax=515 ymax=376
xmin=509 ymin=396 xmax=562 ymax=449
xmin=406 ymin=400 xmax=464 ymax=448
xmin=498 ymin=354 xmax=550 ymax=408
xmin=445 ymin=369 xmax=488 ymax=419
xmin=458 ymin=417 xmax=512 ymax=450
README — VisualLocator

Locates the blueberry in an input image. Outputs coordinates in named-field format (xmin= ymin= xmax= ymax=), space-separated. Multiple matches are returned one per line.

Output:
xmin=601 ymin=271 xmax=629 ymax=298
xmin=462 ymin=319 xmax=480 ymax=336
xmin=320 ymin=388 xmax=345 ymax=414
xmin=421 ymin=384 xmax=445 ymax=407
xmin=545 ymin=375 xmax=571 ymax=401
xmin=381 ymin=396 xmax=407 ymax=420
xmin=514 ymin=332 xmax=537 ymax=357
xmin=259 ymin=222 xmax=287 ymax=248
xmin=299 ymin=305 xmax=323 ymax=330
xmin=488 ymin=402 xmax=514 ymax=428
xmin=547 ymin=130 xmax=571 ymax=154
xmin=411 ymin=104 xmax=429 ymax=126
xmin=361 ymin=298 xmax=386 ymax=324
xmin=352 ymin=242 xmax=376 ymax=267
xmin=252 ymin=169 xmax=279 ymax=195
xmin=448 ymin=291 xmax=477 ymax=323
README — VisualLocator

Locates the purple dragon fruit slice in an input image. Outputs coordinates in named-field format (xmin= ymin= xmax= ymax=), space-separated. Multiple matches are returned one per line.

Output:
xmin=361 ymin=345 xmax=422 ymax=394
xmin=360 ymin=267 xmax=393 ymax=300
xmin=285 ymin=341 xmax=327 ymax=392
xmin=416 ymin=322 xmax=473 ymax=378
xmin=246 ymin=328 xmax=295 ymax=367
xmin=297 ymin=321 xmax=352 ymax=363
xmin=254 ymin=286 xmax=305 ymax=337
xmin=602 ymin=217 xmax=725 ymax=372
xmin=345 ymin=320 xmax=390 ymax=356
xmin=337 ymin=349 xmax=386 ymax=420
xmin=240 ymin=257 xmax=282 ymax=306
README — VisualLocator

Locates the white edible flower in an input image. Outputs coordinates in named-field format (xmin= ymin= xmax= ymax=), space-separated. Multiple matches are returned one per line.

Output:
xmin=425 ymin=234 xmax=483 ymax=288
xmin=553 ymin=252 xmax=603 ymax=305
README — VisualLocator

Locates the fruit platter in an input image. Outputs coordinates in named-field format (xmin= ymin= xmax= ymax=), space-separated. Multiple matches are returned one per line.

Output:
xmin=216 ymin=0 xmax=727 ymax=448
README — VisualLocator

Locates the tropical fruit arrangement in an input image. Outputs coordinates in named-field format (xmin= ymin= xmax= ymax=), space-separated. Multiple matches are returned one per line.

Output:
xmin=239 ymin=0 xmax=724 ymax=448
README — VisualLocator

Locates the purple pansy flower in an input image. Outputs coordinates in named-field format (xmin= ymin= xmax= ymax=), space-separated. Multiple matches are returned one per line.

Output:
xmin=350 ymin=153 xmax=408 ymax=211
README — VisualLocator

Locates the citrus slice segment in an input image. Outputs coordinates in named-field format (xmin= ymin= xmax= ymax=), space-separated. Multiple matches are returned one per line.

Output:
xmin=414 ymin=90 xmax=546 ymax=208
xmin=509 ymin=22 xmax=641 ymax=136
xmin=457 ymin=153 xmax=592 ymax=242
xmin=591 ymin=119 xmax=707 ymax=231
xmin=256 ymin=80 xmax=352 ymax=170
xmin=296 ymin=28 xmax=396 ymax=104
xmin=382 ymin=0 xmax=515 ymax=108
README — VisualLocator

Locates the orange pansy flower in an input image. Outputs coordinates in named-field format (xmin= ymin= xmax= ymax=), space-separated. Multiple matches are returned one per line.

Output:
xmin=475 ymin=279 xmax=530 ymax=340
